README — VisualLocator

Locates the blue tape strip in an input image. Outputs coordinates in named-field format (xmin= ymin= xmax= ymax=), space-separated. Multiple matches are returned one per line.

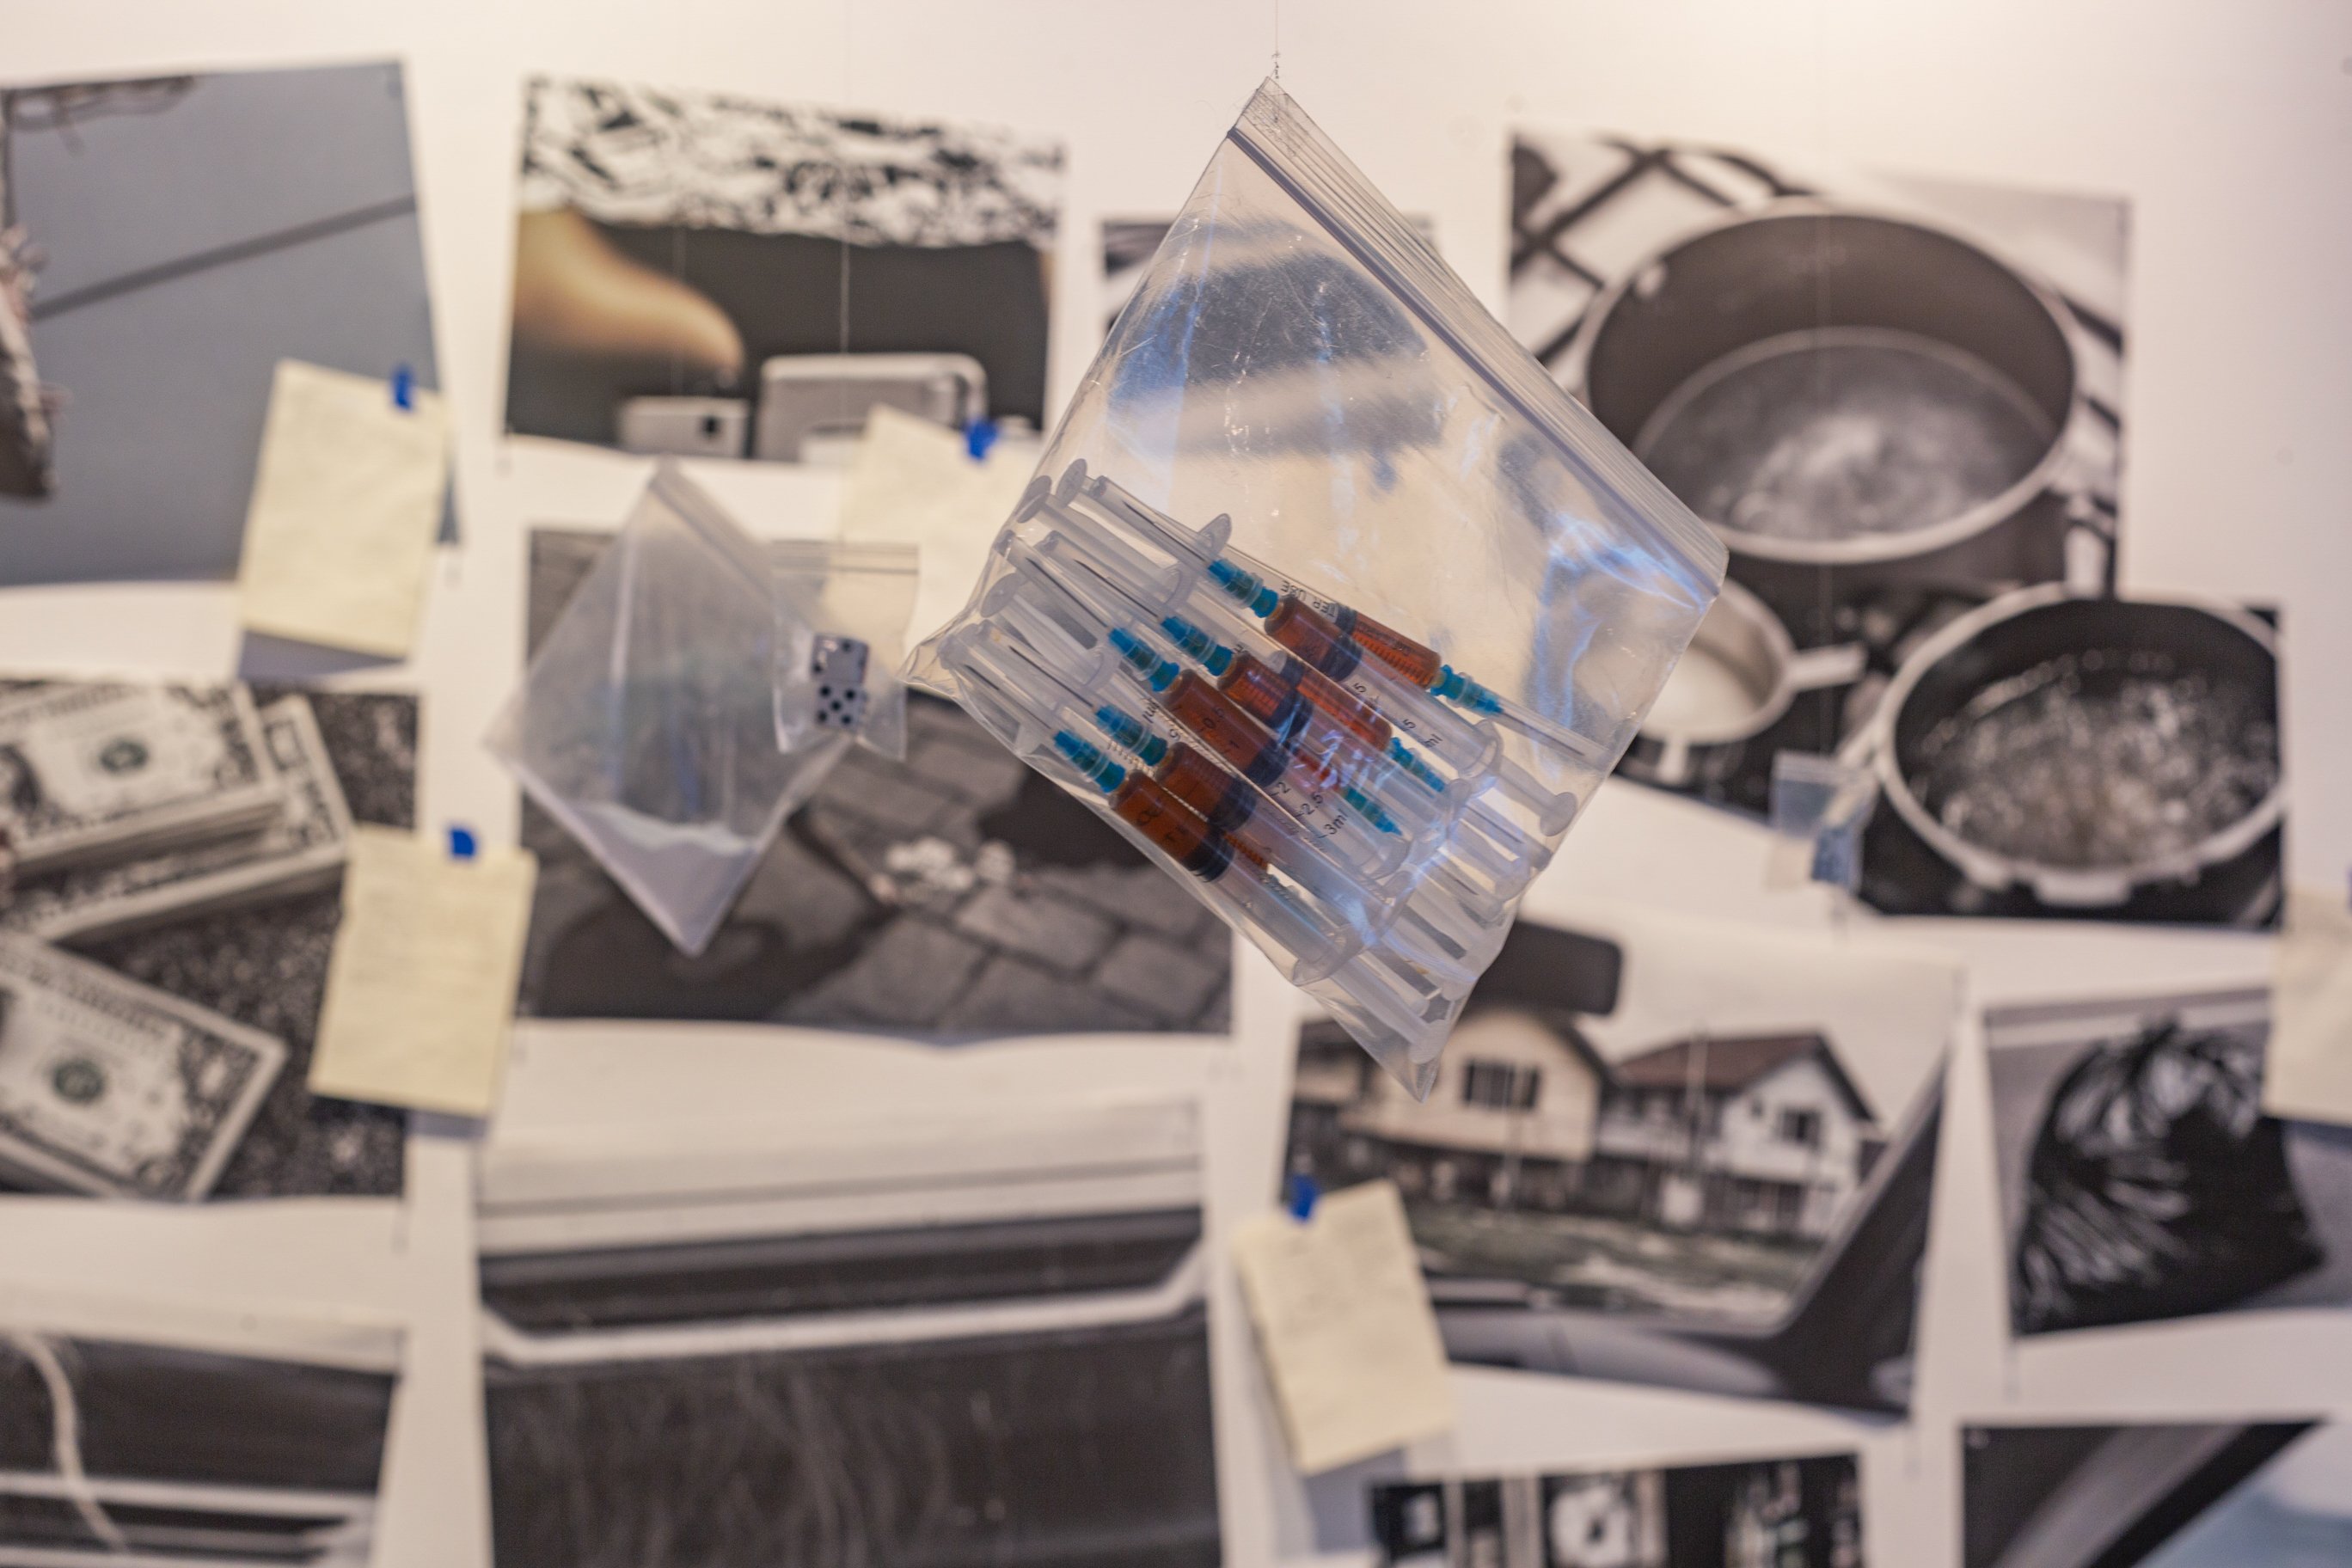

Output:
xmin=447 ymin=824 xmax=477 ymax=861
xmin=391 ymin=364 xmax=414 ymax=411
xmin=1285 ymin=1172 xmax=1320 ymax=1222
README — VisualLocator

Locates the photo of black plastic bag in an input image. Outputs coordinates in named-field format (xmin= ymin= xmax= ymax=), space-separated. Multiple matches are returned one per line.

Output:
xmin=1988 ymin=988 xmax=2352 ymax=1337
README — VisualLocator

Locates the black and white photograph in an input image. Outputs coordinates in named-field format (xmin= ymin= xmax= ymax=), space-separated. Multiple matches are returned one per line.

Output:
xmin=1964 ymin=1418 xmax=2352 ymax=1568
xmin=0 ymin=677 xmax=416 ymax=1200
xmin=1283 ymin=902 xmax=1956 ymax=1413
xmin=505 ymin=77 xmax=1059 ymax=460
xmin=0 ymin=1287 xmax=401 ymax=1564
xmin=1508 ymin=132 xmax=2279 ymax=928
xmin=1987 ymin=987 xmax=2352 ymax=1338
xmin=517 ymin=527 xmax=1232 ymax=1034
xmin=0 ymin=62 xmax=443 ymax=584
xmin=1369 ymin=1453 xmax=1862 ymax=1568
xmin=475 ymin=1099 xmax=1220 ymax=1567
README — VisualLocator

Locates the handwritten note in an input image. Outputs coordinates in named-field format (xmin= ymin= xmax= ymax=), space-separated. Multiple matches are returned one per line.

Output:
xmin=236 ymin=359 xmax=451 ymax=658
xmin=308 ymin=826 xmax=536 ymax=1118
xmin=836 ymin=404 xmax=1035 ymax=646
xmin=1231 ymin=1179 xmax=1456 ymax=1473
xmin=2263 ymin=886 xmax=2352 ymax=1128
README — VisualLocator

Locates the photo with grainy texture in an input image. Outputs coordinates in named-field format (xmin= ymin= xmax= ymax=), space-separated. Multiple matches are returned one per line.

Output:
xmin=1965 ymin=1420 xmax=2350 ymax=1568
xmin=0 ymin=1303 xmax=399 ymax=1560
xmin=1283 ymin=906 xmax=1953 ymax=1412
xmin=0 ymin=63 xmax=441 ymax=584
xmin=0 ymin=679 xmax=414 ymax=1200
xmin=1985 ymin=989 xmax=2352 ymax=1339
xmin=505 ymin=77 xmax=1059 ymax=459
xmin=516 ymin=529 xmax=1231 ymax=1035
xmin=1508 ymin=132 xmax=2280 ymax=932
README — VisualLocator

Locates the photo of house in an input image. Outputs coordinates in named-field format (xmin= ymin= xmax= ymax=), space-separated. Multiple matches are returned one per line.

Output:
xmin=1283 ymin=903 xmax=1956 ymax=1412
xmin=1308 ymin=1019 xmax=1880 ymax=1247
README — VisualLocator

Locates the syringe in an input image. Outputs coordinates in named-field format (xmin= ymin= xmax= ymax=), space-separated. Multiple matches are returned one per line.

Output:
xmin=1155 ymin=613 xmax=1449 ymax=794
xmin=1063 ymin=461 xmax=1602 ymax=767
xmin=1105 ymin=624 xmax=1448 ymax=846
xmin=1011 ymin=520 xmax=1467 ymax=818
xmin=1020 ymin=483 xmax=1479 ymax=776
xmin=1214 ymin=563 xmax=1602 ymax=768
xmin=967 ymin=591 xmax=1419 ymax=883
xmin=1053 ymin=728 xmax=1496 ymax=1001
xmin=1149 ymin=609 xmax=1564 ymax=887
xmin=953 ymin=583 xmax=1507 ymax=1032
xmin=1044 ymin=729 xmax=1356 ymax=986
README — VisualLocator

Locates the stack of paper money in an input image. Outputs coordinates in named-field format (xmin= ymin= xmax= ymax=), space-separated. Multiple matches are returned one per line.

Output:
xmin=0 ymin=681 xmax=357 ymax=1199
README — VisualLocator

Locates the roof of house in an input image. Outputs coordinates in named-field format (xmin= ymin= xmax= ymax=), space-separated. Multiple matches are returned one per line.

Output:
xmin=1450 ymin=1004 xmax=1614 ymax=1081
xmin=1609 ymin=1032 xmax=1875 ymax=1122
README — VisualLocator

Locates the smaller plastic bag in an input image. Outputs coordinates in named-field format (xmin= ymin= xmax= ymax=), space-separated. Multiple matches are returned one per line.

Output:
xmin=487 ymin=462 xmax=850 ymax=956
xmin=772 ymin=540 xmax=919 ymax=763
xmin=1767 ymin=750 xmax=1878 ymax=891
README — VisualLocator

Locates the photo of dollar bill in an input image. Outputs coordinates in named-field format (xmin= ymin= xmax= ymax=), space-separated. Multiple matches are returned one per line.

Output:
xmin=0 ymin=930 xmax=286 ymax=1199
xmin=0 ymin=679 xmax=417 ymax=1201
xmin=2 ymin=696 xmax=352 ymax=943
xmin=0 ymin=682 xmax=283 ymax=870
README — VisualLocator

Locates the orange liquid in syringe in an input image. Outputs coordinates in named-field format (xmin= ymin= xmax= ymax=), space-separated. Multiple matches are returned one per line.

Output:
xmin=1108 ymin=772 xmax=1268 ymax=881
xmin=1215 ymin=652 xmax=1391 ymax=750
xmin=1265 ymin=595 xmax=1443 ymax=690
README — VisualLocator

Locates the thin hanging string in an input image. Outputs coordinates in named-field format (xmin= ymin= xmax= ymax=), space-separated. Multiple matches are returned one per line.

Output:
xmin=837 ymin=0 xmax=854 ymax=440
xmin=1272 ymin=0 xmax=1281 ymax=80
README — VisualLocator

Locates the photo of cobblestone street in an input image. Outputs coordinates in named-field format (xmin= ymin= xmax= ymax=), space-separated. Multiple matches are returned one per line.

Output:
xmin=516 ymin=530 xmax=1231 ymax=1036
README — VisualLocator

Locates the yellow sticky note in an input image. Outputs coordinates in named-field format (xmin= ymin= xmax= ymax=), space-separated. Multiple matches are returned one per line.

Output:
xmin=836 ymin=404 xmax=1036 ymax=646
xmin=2263 ymin=887 xmax=2352 ymax=1127
xmin=1231 ymin=1179 xmax=1456 ymax=1474
xmin=236 ymin=359 xmax=451 ymax=658
xmin=309 ymin=826 xmax=536 ymax=1118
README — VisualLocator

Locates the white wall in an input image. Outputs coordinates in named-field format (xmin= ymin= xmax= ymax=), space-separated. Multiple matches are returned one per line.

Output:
xmin=2 ymin=5 xmax=2348 ymax=1567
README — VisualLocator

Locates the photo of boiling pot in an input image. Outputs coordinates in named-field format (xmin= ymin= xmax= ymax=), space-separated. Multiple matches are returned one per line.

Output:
xmin=1511 ymin=132 xmax=2281 ymax=927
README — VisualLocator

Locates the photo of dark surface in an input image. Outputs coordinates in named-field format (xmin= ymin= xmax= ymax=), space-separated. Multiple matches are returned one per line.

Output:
xmin=0 ymin=1301 xmax=399 ymax=1564
xmin=0 ymin=62 xmax=442 ymax=584
xmin=0 ymin=680 xmax=414 ymax=1200
xmin=1987 ymin=988 xmax=2352 ymax=1338
xmin=477 ymin=1103 xmax=1220 ymax=1567
xmin=1505 ymin=135 xmax=2280 ymax=928
xmin=518 ymin=528 xmax=1230 ymax=1034
xmin=505 ymin=77 xmax=1059 ymax=456
xmin=1369 ymin=1454 xmax=1862 ymax=1567
xmin=1964 ymin=1420 xmax=2352 ymax=1568
xmin=1283 ymin=909 xmax=1953 ymax=1413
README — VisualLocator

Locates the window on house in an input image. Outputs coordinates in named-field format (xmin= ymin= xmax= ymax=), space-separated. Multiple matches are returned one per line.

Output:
xmin=1461 ymin=1060 xmax=1542 ymax=1110
xmin=1777 ymin=1108 xmax=1822 ymax=1148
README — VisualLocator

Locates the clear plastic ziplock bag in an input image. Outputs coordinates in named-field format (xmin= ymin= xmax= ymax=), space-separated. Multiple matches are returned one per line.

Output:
xmin=909 ymin=82 xmax=1726 ymax=1095
xmin=487 ymin=461 xmax=853 ymax=956
xmin=772 ymin=540 xmax=920 ymax=763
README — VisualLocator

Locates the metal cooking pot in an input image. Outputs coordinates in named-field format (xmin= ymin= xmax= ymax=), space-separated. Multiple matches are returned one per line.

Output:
xmin=1867 ymin=585 xmax=2283 ymax=908
xmin=1564 ymin=202 xmax=2108 ymax=607
xmin=1623 ymin=580 xmax=1865 ymax=787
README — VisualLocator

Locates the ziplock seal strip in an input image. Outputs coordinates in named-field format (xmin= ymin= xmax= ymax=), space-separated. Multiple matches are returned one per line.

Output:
xmin=1225 ymin=81 xmax=1727 ymax=588
xmin=646 ymin=462 xmax=777 ymax=596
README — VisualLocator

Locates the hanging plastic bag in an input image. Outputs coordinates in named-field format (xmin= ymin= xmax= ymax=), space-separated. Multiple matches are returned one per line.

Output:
xmin=772 ymin=539 xmax=919 ymax=763
xmin=487 ymin=462 xmax=851 ymax=956
xmin=909 ymin=81 xmax=1724 ymax=1095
